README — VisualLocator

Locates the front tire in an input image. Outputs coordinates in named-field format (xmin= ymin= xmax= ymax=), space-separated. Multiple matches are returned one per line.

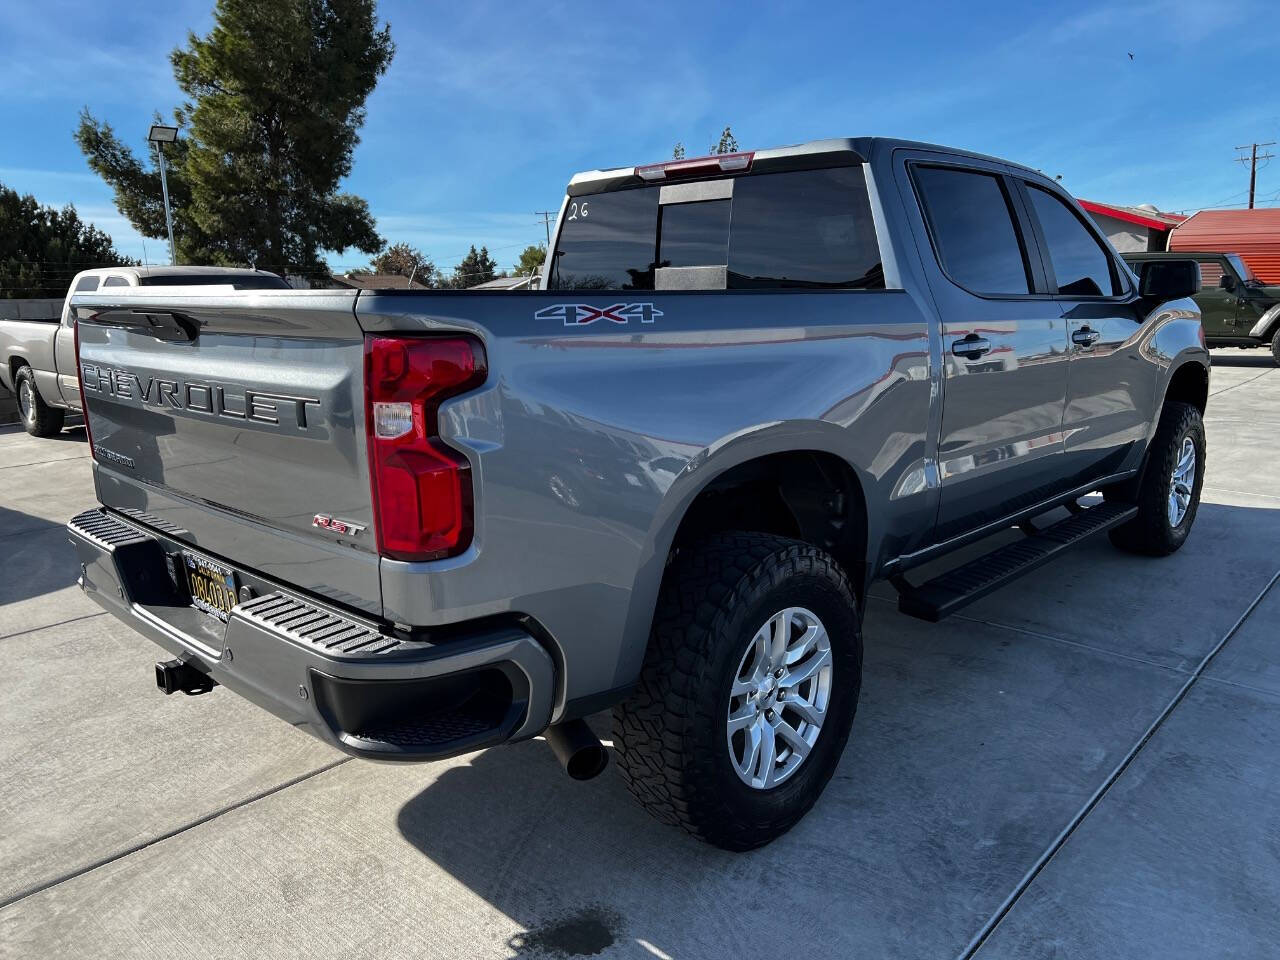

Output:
xmin=613 ymin=532 xmax=862 ymax=850
xmin=15 ymin=366 xmax=65 ymax=438
xmin=1107 ymin=401 xmax=1205 ymax=556
xmin=1270 ymin=326 xmax=1280 ymax=366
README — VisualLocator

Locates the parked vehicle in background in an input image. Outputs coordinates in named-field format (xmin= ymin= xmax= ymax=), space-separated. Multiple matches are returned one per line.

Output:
xmin=1124 ymin=251 xmax=1280 ymax=364
xmin=66 ymin=138 xmax=1208 ymax=849
xmin=0 ymin=265 xmax=289 ymax=436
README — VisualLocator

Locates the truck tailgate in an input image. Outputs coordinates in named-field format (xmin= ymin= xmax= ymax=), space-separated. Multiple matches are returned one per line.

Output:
xmin=73 ymin=290 xmax=383 ymax=615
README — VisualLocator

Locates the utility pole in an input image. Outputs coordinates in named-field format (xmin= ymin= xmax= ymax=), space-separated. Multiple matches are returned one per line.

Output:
xmin=1235 ymin=141 xmax=1275 ymax=209
xmin=535 ymin=211 xmax=556 ymax=248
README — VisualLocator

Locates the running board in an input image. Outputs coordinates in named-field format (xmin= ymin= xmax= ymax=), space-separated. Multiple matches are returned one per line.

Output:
xmin=894 ymin=501 xmax=1138 ymax=622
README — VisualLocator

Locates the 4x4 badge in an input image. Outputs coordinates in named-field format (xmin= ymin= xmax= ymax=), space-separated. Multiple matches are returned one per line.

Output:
xmin=535 ymin=302 xmax=663 ymax=327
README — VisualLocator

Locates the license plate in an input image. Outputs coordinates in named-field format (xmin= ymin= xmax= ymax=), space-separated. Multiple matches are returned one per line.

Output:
xmin=183 ymin=551 xmax=238 ymax=622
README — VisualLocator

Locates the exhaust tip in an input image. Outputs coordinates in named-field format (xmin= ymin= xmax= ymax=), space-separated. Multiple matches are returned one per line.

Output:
xmin=564 ymin=742 xmax=609 ymax=781
xmin=544 ymin=719 xmax=609 ymax=781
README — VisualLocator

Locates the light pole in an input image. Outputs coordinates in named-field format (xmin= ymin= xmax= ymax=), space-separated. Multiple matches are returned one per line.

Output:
xmin=147 ymin=124 xmax=179 ymax=264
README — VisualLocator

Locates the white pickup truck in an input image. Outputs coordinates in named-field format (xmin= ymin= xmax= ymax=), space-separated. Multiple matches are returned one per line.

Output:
xmin=1 ymin=265 xmax=287 ymax=435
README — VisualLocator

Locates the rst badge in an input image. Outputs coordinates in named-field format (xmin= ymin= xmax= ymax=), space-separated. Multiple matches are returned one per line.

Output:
xmin=535 ymin=302 xmax=663 ymax=327
xmin=312 ymin=514 xmax=366 ymax=537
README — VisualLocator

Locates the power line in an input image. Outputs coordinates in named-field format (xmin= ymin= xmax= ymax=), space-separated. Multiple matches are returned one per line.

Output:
xmin=1234 ymin=141 xmax=1276 ymax=209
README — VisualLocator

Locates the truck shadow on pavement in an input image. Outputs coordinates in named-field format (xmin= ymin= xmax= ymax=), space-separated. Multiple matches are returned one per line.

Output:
xmin=0 ymin=422 xmax=87 ymax=443
xmin=1209 ymin=353 xmax=1277 ymax=368
xmin=395 ymin=726 xmax=740 ymax=960
xmin=49 ymin=424 xmax=87 ymax=442
xmin=0 ymin=505 xmax=80 ymax=608
xmin=393 ymin=500 xmax=1280 ymax=960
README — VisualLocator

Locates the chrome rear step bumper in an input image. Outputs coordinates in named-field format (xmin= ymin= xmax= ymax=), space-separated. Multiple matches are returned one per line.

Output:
xmin=67 ymin=508 xmax=555 ymax=761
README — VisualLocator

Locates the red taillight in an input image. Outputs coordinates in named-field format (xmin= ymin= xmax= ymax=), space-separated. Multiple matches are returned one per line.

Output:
xmin=364 ymin=335 xmax=486 ymax=562
xmin=73 ymin=317 xmax=95 ymax=460
xmin=635 ymin=151 xmax=754 ymax=182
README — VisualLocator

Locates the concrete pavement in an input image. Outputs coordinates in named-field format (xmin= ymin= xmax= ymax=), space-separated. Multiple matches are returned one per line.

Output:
xmin=1 ymin=350 xmax=1277 ymax=959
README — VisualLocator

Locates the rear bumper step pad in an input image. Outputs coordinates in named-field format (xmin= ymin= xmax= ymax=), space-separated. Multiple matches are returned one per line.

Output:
xmin=895 ymin=501 xmax=1138 ymax=622
xmin=66 ymin=508 xmax=555 ymax=760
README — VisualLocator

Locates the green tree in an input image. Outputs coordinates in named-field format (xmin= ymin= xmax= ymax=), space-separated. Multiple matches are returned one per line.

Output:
xmin=710 ymin=126 xmax=739 ymax=155
xmin=671 ymin=126 xmax=737 ymax=159
xmin=369 ymin=242 xmax=436 ymax=286
xmin=75 ymin=0 xmax=394 ymax=279
xmin=0 ymin=183 xmax=135 ymax=299
xmin=511 ymin=244 xmax=546 ymax=277
xmin=446 ymin=245 xmax=497 ymax=288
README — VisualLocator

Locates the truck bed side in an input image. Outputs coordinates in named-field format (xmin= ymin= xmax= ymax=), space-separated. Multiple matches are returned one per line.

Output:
xmin=0 ymin=318 xmax=67 ymax=406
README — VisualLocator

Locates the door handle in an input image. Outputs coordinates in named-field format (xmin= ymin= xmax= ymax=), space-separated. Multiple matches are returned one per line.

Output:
xmin=1072 ymin=326 xmax=1101 ymax=347
xmin=951 ymin=335 xmax=992 ymax=360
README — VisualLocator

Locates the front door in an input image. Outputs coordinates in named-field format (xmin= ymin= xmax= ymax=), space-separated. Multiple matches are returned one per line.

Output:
xmin=1019 ymin=180 xmax=1158 ymax=485
xmin=901 ymin=158 xmax=1071 ymax=542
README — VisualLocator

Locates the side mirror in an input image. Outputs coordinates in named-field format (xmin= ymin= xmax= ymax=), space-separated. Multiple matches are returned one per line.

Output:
xmin=1138 ymin=259 xmax=1199 ymax=302
xmin=1219 ymin=273 xmax=1237 ymax=292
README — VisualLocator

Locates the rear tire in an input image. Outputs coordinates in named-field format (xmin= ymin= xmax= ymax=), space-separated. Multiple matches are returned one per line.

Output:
xmin=1107 ymin=401 xmax=1204 ymax=556
xmin=612 ymin=532 xmax=862 ymax=850
xmin=15 ymin=366 xmax=65 ymax=438
xmin=1270 ymin=326 xmax=1280 ymax=366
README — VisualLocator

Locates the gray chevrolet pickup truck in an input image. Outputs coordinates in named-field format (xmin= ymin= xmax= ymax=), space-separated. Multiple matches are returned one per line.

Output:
xmin=66 ymin=138 xmax=1209 ymax=850
xmin=1 ymin=265 xmax=288 ymax=436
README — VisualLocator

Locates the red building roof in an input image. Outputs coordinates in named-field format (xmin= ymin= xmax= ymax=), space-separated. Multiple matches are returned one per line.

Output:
xmin=1078 ymin=200 xmax=1186 ymax=231
xmin=1169 ymin=209 xmax=1280 ymax=284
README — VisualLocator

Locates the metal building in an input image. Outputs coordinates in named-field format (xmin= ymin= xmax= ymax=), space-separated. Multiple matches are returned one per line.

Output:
xmin=1168 ymin=209 xmax=1280 ymax=283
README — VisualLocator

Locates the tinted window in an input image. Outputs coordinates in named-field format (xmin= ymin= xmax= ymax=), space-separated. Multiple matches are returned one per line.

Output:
xmin=1027 ymin=185 xmax=1119 ymax=296
xmin=73 ymin=276 xmax=100 ymax=292
xmin=1196 ymin=259 xmax=1225 ymax=290
xmin=728 ymin=167 xmax=883 ymax=289
xmin=659 ymin=199 xmax=730 ymax=267
xmin=137 ymin=273 xmax=289 ymax=290
xmin=550 ymin=188 xmax=659 ymax=290
xmin=914 ymin=167 xmax=1030 ymax=294
xmin=102 ymin=275 xmax=129 ymax=287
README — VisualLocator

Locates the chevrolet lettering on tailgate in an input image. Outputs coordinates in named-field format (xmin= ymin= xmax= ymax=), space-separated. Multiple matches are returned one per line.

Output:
xmin=80 ymin=363 xmax=320 ymax=430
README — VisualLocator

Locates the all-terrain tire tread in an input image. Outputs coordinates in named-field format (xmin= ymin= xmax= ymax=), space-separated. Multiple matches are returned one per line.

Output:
xmin=1108 ymin=401 xmax=1203 ymax=556
xmin=612 ymin=531 xmax=860 ymax=850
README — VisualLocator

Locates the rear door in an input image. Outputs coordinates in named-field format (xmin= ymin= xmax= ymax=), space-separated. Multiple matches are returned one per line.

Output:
xmin=73 ymin=289 xmax=383 ymax=615
xmin=899 ymin=155 xmax=1071 ymax=541
xmin=1018 ymin=180 xmax=1157 ymax=485
xmin=1190 ymin=255 xmax=1237 ymax=338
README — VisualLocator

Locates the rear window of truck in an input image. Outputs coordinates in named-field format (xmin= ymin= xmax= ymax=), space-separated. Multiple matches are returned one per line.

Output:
xmin=137 ymin=274 xmax=290 ymax=290
xmin=549 ymin=167 xmax=884 ymax=291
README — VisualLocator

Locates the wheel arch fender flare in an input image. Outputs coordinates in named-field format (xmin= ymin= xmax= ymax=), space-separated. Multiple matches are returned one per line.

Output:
xmin=1121 ymin=351 xmax=1209 ymax=499
xmin=5 ymin=355 xmax=30 ymax=391
xmin=1247 ymin=302 xmax=1280 ymax=340
xmin=615 ymin=420 xmax=875 ymax=689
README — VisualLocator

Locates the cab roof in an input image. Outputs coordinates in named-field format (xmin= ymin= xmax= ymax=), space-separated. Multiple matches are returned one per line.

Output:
xmin=566 ymin=137 xmax=1042 ymax=197
xmin=74 ymin=265 xmax=283 ymax=281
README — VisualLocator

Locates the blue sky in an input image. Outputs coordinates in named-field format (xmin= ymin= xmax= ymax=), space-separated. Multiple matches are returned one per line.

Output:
xmin=1 ymin=0 xmax=1276 ymax=272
